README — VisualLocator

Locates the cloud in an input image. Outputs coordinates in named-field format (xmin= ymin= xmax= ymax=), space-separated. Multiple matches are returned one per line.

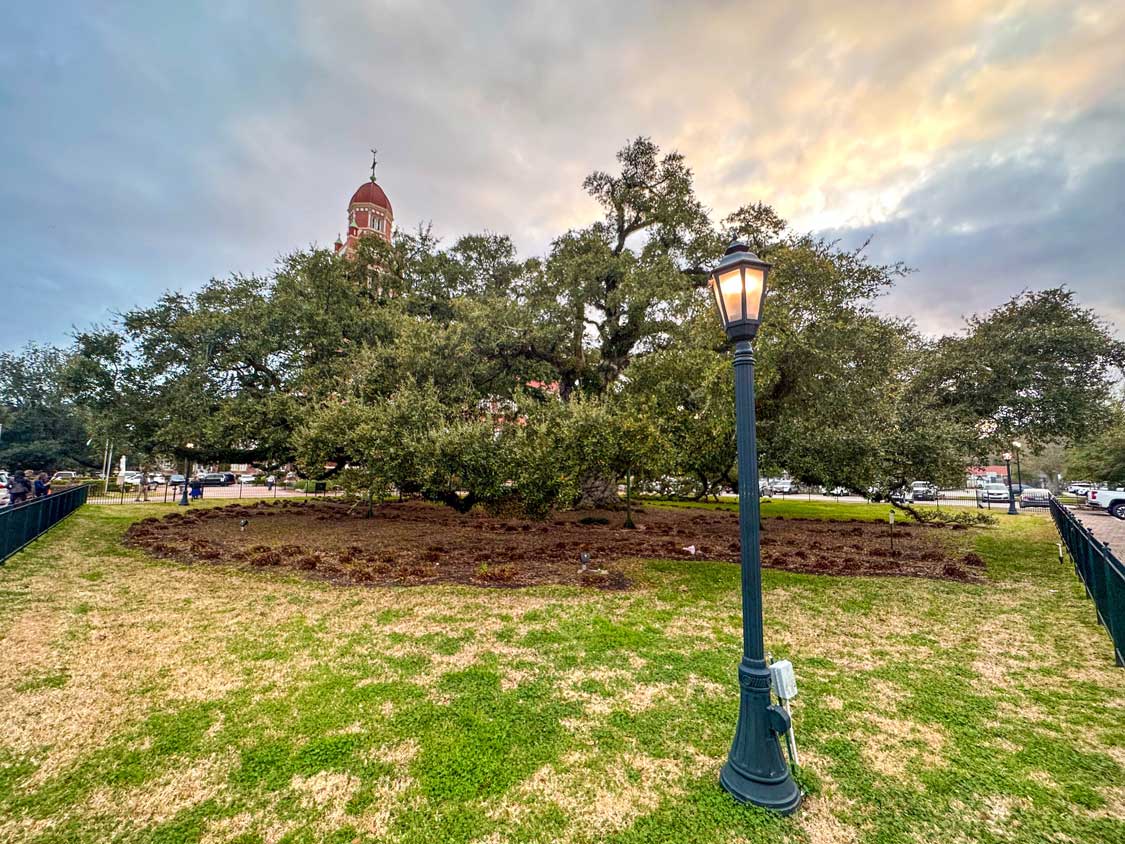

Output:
xmin=1 ymin=0 xmax=1123 ymax=345
xmin=825 ymin=97 xmax=1125 ymax=336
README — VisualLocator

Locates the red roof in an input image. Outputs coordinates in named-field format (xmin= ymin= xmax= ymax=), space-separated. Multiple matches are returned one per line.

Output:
xmin=349 ymin=180 xmax=393 ymax=214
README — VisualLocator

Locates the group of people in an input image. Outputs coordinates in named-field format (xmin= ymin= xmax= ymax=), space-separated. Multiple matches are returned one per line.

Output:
xmin=5 ymin=471 xmax=50 ymax=506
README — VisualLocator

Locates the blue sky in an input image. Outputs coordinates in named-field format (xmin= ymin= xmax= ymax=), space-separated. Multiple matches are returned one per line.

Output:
xmin=2 ymin=0 xmax=1123 ymax=349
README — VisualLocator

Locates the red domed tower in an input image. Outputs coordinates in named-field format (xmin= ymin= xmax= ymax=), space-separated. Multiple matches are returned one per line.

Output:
xmin=336 ymin=152 xmax=393 ymax=256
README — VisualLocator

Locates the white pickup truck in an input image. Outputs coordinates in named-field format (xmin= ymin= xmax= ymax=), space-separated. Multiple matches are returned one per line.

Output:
xmin=1088 ymin=487 xmax=1125 ymax=520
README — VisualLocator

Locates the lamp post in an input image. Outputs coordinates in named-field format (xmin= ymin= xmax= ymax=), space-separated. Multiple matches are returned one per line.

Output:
xmin=1003 ymin=451 xmax=1018 ymax=515
xmin=1012 ymin=440 xmax=1023 ymax=491
xmin=709 ymin=240 xmax=802 ymax=814
xmin=178 ymin=443 xmax=194 ymax=507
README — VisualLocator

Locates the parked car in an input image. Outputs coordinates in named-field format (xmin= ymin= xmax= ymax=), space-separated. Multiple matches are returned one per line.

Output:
xmin=978 ymin=482 xmax=1012 ymax=503
xmin=889 ymin=488 xmax=913 ymax=504
xmin=200 ymin=472 xmax=235 ymax=486
xmin=910 ymin=481 xmax=938 ymax=501
xmin=1067 ymin=482 xmax=1096 ymax=496
xmin=1019 ymin=488 xmax=1051 ymax=508
xmin=0 ymin=486 xmax=9 ymax=507
xmin=239 ymin=474 xmax=259 ymax=484
xmin=169 ymin=474 xmax=186 ymax=487
xmin=51 ymin=471 xmax=79 ymax=483
xmin=1088 ymin=487 xmax=1125 ymax=520
xmin=121 ymin=471 xmax=160 ymax=490
xmin=769 ymin=478 xmax=797 ymax=494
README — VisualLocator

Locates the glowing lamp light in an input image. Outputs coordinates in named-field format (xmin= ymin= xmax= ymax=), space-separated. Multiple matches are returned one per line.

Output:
xmin=710 ymin=240 xmax=771 ymax=340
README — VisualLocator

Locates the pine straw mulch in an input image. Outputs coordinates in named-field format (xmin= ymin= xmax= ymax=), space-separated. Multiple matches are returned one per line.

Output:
xmin=121 ymin=499 xmax=987 ymax=591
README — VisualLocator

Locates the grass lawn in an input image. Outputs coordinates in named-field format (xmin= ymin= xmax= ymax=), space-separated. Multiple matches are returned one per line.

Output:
xmin=650 ymin=497 xmax=906 ymax=521
xmin=0 ymin=502 xmax=1122 ymax=843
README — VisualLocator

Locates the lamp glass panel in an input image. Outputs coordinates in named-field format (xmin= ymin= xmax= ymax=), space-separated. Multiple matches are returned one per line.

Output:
xmin=717 ymin=267 xmax=745 ymax=323
xmin=742 ymin=266 xmax=765 ymax=320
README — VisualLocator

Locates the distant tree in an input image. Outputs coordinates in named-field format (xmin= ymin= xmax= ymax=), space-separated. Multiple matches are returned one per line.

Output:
xmin=0 ymin=345 xmax=96 ymax=472
xmin=1067 ymin=404 xmax=1125 ymax=487
xmin=65 ymin=328 xmax=182 ymax=472
xmin=911 ymin=288 xmax=1125 ymax=451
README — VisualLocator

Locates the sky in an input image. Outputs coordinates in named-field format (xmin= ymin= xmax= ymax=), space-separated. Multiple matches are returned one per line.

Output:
xmin=2 ymin=0 xmax=1123 ymax=350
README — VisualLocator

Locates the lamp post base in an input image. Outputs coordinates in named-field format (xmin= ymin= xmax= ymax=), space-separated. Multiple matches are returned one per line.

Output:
xmin=719 ymin=659 xmax=803 ymax=815
xmin=720 ymin=760 xmax=802 ymax=815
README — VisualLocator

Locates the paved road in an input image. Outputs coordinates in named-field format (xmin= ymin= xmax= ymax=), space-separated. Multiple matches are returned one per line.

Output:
xmin=86 ymin=486 xmax=340 ymax=505
xmin=1072 ymin=508 xmax=1125 ymax=552
xmin=756 ymin=491 xmax=1052 ymax=511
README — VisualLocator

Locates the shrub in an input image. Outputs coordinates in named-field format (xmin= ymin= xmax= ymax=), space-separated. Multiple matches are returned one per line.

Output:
xmin=908 ymin=506 xmax=998 ymax=527
xmin=476 ymin=563 xmax=518 ymax=583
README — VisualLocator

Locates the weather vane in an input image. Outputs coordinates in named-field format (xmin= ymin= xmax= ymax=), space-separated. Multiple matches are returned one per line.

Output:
xmin=370 ymin=148 xmax=378 ymax=182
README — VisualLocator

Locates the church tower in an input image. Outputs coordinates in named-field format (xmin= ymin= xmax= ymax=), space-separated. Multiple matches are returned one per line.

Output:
xmin=336 ymin=151 xmax=393 ymax=256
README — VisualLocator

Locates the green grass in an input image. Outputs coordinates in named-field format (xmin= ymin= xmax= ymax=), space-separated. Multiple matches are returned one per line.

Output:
xmin=647 ymin=496 xmax=916 ymax=521
xmin=0 ymin=501 xmax=1120 ymax=843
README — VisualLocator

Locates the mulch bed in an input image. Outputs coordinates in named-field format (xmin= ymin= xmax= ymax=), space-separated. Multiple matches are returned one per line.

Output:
xmin=122 ymin=500 xmax=986 ymax=590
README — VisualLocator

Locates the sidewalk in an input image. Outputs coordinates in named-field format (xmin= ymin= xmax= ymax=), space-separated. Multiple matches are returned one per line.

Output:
xmin=1073 ymin=508 xmax=1125 ymax=552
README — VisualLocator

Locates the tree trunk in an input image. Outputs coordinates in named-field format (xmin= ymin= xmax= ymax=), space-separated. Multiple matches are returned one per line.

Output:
xmin=623 ymin=470 xmax=635 ymax=528
xmin=576 ymin=471 xmax=621 ymax=509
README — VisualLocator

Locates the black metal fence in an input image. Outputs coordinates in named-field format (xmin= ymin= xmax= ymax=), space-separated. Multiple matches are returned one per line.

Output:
xmin=1050 ymin=496 xmax=1124 ymax=666
xmin=765 ymin=488 xmax=1075 ymax=511
xmin=1 ymin=483 xmax=90 ymax=564
xmin=83 ymin=482 xmax=342 ymax=505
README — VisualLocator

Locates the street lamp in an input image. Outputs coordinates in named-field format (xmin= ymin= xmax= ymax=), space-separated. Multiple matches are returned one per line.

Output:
xmin=179 ymin=443 xmax=194 ymax=507
xmin=710 ymin=240 xmax=802 ymax=814
xmin=1002 ymin=451 xmax=1018 ymax=515
xmin=1012 ymin=440 xmax=1023 ymax=491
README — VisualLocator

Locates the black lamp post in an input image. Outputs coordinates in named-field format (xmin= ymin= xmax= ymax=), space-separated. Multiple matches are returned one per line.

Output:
xmin=1012 ymin=440 xmax=1023 ymax=491
xmin=1003 ymin=451 xmax=1018 ymax=515
xmin=178 ymin=442 xmax=193 ymax=507
xmin=710 ymin=240 xmax=802 ymax=814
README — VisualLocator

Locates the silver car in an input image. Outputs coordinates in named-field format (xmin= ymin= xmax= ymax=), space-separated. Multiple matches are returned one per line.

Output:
xmin=979 ymin=482 xmax=1012 ymax=503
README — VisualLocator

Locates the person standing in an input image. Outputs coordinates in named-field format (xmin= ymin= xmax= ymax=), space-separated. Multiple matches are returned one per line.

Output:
xmin=134 ymin=467 xmax=149 ymax=502
xmin=33 ymin=472 xmax=51 ymax=498
xmin=8 ymin=470 xmax=32 ymax=505
xmin=266 ymin=474 xmax=275 ymax=491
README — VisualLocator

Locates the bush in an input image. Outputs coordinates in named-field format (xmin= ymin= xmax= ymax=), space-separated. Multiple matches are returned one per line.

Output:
xmin=909 ymin=506 xmax=998 ymax=527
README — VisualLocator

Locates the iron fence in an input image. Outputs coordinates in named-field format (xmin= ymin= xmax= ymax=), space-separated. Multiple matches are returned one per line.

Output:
xmin=1050 ymin=496 xmax=1124 ymax=666
xmin=762 ymin=488 xmax=1075 ymax=511
xmin=1 ymin=482 xmax=90 ymax=564
xmin=82 ymin=481 xmax=343 ymax=505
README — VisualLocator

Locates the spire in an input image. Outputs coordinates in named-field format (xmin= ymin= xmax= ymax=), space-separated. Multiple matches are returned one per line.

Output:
xmin=369 ymin=147 xmax=378 ymax=182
